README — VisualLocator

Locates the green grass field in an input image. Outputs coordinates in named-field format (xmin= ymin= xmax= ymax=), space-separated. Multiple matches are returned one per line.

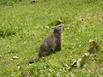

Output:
xmin=0 ymin=0 xmax=103 ymax=77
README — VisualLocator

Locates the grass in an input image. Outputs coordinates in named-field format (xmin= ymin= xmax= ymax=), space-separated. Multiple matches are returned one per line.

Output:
xmin=0 ymin=0 xmax=103 ymax=77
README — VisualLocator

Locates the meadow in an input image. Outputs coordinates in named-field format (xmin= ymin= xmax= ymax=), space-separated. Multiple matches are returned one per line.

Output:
xmin=0 ymin=0 xmax=103 ymax=77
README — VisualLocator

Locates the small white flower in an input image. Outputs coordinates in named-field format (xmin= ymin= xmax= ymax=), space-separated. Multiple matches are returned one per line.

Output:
xmin=12 ymin=56 xmax=19 ymax=59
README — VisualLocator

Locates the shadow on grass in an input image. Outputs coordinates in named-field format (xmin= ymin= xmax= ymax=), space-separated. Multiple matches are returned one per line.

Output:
xmin=0 ymin=29 xmax=16 ymax=38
